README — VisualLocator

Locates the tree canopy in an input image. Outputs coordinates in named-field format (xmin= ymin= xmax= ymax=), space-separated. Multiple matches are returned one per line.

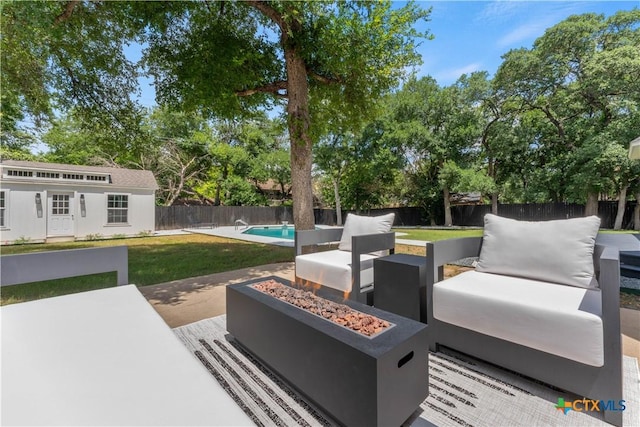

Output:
xmin=2 ymin=0 xmax=432 ymax=229
xmin=3 ymin=3 xmax=639 ymax=229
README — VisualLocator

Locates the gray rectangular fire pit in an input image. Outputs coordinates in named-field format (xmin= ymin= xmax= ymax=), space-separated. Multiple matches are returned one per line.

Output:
xmin=227 ymin=276 xmax=429 ymax=427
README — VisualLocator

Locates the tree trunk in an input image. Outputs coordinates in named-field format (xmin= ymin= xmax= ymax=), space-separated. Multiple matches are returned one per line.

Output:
xmin=214 ymin=181 xmax=221 ymax=206
xmin=333 ymin=176 xmax=343 ymax=226
xmin=487 ymin=158 xmax=499 ymax=216
xmin=215 ymin=166 xmax=229 ymax=206
xmin=613 ymin=185 xmax=628 ymax=230
xmin=285 ymin=48 xmax=315 ymax=231
xmin=634 ymin=191 xmax=640 ymax=231
xmin=443 ymin=186 xmax=452 ymax=226
xmin=249 ymin=1 xmax=315 ymax=231
xmin=491 ymin=193 xmax=498 ymax=215
xmin=585 ymin=192 xmax=599 ymax=217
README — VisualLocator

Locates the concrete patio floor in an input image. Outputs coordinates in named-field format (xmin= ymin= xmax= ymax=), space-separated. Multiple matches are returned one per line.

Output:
xmin=140 ymin=261 xmax=640 ymax=361
xmin=140 ymin=262 xmax=296 ymax=328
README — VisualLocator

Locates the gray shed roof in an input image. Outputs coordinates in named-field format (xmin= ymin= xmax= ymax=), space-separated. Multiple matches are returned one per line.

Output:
xmin=0 ymin=160 xmax=159 ymax=190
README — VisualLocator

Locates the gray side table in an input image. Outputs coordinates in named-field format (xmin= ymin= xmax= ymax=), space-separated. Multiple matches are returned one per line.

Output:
xmin=373 ymin=254 xmax=427 ymax=323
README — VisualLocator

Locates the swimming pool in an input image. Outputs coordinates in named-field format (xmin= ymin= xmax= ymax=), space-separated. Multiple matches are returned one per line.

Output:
xmin=242 ymin=225 xmax=296 ymax=240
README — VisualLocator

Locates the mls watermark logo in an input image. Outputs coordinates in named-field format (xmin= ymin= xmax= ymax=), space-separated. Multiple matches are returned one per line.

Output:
xmin=555 ymin=397 xmax=626 ymax=415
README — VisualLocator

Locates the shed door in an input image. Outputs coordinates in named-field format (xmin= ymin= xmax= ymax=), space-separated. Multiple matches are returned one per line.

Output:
xmin=47 ymin=193 xmax=74 ymax=236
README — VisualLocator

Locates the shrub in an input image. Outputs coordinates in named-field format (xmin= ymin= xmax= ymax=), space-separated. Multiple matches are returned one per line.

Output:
xmin=13 ymin=236 xmax=32 ymax=245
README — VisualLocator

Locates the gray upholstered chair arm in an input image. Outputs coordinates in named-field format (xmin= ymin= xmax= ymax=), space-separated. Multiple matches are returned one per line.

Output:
xmin=426 ymin=237 xmax=482 ymax=284
xmin=351 ymin=232 xmax=396 ymax=257
xmin=0 ymin=246 xmax=129 ymax=286
xmin=597 ymin=244 xmax=622 ymax=354
xmin=350 ymin=232 xmax=396 ymax=302
xmin=295 ymin=228 xmax=344 ymax=256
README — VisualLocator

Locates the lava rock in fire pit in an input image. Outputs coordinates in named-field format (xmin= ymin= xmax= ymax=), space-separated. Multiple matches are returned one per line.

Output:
xmin=253 ymin=279 xmax=391 ymax=337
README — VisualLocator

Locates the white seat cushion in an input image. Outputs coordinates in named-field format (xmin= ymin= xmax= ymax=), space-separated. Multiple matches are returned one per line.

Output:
xmin=434 ymin=271 xmax=604 ymax=367
xmin=295 ymin=249 xmax=378 ymax=293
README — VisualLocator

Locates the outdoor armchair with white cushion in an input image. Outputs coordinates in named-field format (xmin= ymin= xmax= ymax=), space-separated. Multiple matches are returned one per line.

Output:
xmin=426 ymin=214 xmax=623 ymax=426
xmin=295 ymin=213 xmax=395 ymax=304
xmin=1 ymin=247 xmax=251 ymax=426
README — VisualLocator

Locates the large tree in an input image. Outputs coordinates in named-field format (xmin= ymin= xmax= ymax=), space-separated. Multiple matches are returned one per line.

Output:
xmin=2 ymin=0 xmax=431 ymax=230
xmin=387 ymin=76 xmax=481 ymax=225
xmin=315 ymin=133 xmax=352 ymax=225
xmin=495 ymin=10 xmax=640 ymax=216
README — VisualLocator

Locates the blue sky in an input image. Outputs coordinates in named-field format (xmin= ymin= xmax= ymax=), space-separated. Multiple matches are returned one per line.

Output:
xmin=414 ymin=0 xmax=638 ymax=85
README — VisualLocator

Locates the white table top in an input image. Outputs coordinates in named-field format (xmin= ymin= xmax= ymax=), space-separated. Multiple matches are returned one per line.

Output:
xmin=1 ymin=285 xmax=253 ymax=426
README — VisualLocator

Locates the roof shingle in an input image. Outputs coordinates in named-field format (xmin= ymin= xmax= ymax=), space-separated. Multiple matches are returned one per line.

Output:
xmin=0 ymin=160 xmax=159 ymax=190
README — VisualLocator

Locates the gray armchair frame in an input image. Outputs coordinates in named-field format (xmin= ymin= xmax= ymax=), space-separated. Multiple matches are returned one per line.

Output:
xmin=295 ymin=228 xmax=395 ymax=304
xmin=1 ymin=246 xmax=129 ymax=286
xmin=426 ymin=237 xmax=623 ymax=426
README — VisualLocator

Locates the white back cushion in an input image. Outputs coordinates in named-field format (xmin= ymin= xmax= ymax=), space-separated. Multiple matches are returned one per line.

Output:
xmin=338 ymin=213 xmax=395 ymax=252
xmin=476 ymin=214 xmax=600 ymax=288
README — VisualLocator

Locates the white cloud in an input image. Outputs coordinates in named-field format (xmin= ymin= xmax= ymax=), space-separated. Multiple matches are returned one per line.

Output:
xmin=493 ymin=2 xmax=588 ymax=49
xmin=496 ymin=21 xmax=550 ymax=48
xmin=436 ymin=62 xmax=483 ymax=84
xmin=476 ymin=0 xmax=525 ymax=24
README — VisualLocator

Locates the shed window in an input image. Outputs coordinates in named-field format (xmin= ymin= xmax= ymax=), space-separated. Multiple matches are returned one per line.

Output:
xmin=62 ymin=173 xmax=84 ymax=180
xmin=51 ymin=194 xmax=70 ymax=215
xmin=0 ymin=191 xmax=5 ymax=227
xmin=7 ymin=170 xmax=33 ymax=177
xmin=107 ymin=195 xmax=128 ymax=224
xmin=36 ymin=171 xmax=60 ymax=179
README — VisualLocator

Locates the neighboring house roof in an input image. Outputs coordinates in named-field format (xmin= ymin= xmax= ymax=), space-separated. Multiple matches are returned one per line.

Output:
xmin=256 ymin=178 xmax=289 ymax=193
xmin=630 ymin=136 xmax=640 ymax=159
xmin=0 ymin=160 xmax=159 ymax=190
xmin=450 ymin=191 xmax=482 ymax=205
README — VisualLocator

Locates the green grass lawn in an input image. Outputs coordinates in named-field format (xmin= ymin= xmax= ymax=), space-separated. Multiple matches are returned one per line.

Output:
xmin=3 ymin=227 xmax=635 ymax=306
xmin=394 ymin=227 xmax=637 ymax=241
xmin=1 ymin=234 xmax=294 ymax=305
xmin=394 ymin=228 xmax=484 ymax=241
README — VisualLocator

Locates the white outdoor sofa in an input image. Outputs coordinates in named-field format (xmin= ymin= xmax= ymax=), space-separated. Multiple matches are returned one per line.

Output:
xmin=295 ymin=213 xmax=396 ymax=304
xmin=1 ymin=247 xmax=251 ymax=426
xmin=426 ymin=214 xmax=623 ymax=426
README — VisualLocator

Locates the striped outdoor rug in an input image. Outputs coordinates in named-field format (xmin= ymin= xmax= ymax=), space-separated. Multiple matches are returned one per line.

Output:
xmin=174 ymin=315 xmax=639 ymax=427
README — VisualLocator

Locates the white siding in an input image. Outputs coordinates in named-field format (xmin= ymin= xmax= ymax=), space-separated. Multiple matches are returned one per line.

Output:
xmin=0 ymin=185 xmax=47 ymax=243
xmin=0 ymin=182 xmax=155 ymax=244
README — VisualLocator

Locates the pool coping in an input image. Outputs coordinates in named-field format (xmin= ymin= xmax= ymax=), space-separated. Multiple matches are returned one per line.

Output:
xmin=182 ymin=225 xmax=337 ymax=247
xmin=181 ymin=225 xmax=426 ymax=249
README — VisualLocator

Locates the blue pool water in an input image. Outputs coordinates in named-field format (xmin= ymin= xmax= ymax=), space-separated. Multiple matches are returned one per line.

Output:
xmin=242 ymin=226 xmax=296 ymax=240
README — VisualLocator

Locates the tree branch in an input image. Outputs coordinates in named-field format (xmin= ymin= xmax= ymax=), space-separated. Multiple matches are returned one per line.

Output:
xmin=54 ymin=1 xmax=80 ymax=25
xmin=236 ymin=81 xmax=288 ymax=98
xmin=307 ymin=69 xmax=343 ymax=85
xmin=246 ymin=1 xmax=287 ymax=32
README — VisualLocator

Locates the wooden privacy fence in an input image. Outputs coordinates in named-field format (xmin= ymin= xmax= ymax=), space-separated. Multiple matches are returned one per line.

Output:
xmin=452 ymin=201 xmax=637 ymax=229
xmin=155 ymin=206 xmax=428 ymax=229
xmin=156 ymin=205 xmax=295 ymax=230
xmin=155 ymin=201 xmax=638 ymax=230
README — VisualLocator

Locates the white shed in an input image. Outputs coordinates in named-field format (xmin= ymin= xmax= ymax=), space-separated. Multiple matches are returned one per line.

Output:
xmin=0 ymin=160 xmax=158 ymax=244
